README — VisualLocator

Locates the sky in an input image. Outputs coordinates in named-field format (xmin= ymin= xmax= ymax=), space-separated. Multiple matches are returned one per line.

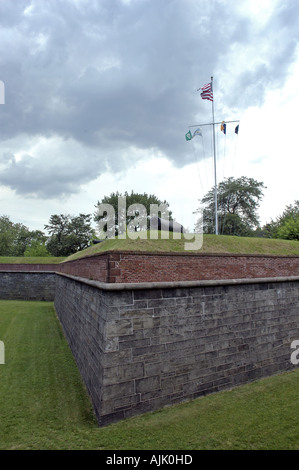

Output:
xmin=0 ymin=0 xmax=299 ymax=235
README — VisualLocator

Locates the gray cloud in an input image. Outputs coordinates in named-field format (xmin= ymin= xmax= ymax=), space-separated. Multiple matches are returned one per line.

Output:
xmin=0 ymin=0 xmax=298 ymax=198
xmin=0 ymin=147 xmax=102 ymax=198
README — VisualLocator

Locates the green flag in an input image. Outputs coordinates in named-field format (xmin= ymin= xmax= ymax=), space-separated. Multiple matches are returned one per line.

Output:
xmin=185 ymin=130 xmax=192 ymax=141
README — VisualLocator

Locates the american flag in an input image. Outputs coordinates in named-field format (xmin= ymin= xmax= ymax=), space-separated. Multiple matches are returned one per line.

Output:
xmin=197 ymin=82 xmax=213 ymax=101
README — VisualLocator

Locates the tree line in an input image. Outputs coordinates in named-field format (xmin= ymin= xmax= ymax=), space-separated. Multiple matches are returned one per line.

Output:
xmin=195 ymin=176 xmax=299 ymax=240
xmin=0 ymin=180 xmax=298 ymax=257
xmin=0 ymin=191 xmax=171 ymax=257
xmin=0 ymin=214 xmax=96 ymax=257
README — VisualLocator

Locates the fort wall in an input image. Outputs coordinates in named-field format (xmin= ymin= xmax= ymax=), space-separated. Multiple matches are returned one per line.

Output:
xmin=1 ymin=252 xmax=299 ymax=426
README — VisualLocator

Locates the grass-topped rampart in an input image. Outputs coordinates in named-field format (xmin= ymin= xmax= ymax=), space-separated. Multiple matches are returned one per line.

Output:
xmin=0 ymin=233 xmax=298 ymax=265
xmin=0 ymin=256 xmax=65 ymax=264
xmin=63 ymin=232 xmax=299 ymax=262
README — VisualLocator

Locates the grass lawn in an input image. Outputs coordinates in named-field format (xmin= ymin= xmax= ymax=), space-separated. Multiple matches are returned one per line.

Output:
xmin=0 ymin=300 xmax=298 ymax=450
xmin=0 ymin=235 xmax=298 ymax=265
xmin=64 ymin=232 xmax=299 ymax=262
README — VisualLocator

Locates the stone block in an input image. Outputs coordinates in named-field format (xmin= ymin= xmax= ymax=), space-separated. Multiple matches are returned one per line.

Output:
xmin=135 ymin=375 xmax=161 ymax=394
xmin=105 ymin=319 xmax=133 ymax=338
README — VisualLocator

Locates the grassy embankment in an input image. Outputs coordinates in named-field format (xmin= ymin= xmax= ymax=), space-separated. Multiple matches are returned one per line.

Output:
xmin=0 ymin=234 xmax=298 ymax=265
xmin=0 ymin=300 xmax=298 ymax=450
xmin=0 ymin=256 xmax=65 ymax=264
xmin=63 ymin=232 xmax=299 ymax=262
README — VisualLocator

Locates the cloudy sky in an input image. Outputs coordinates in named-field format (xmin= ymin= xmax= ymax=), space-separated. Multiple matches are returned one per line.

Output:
xmin=0 ymin=0 xmax=299 ymax=234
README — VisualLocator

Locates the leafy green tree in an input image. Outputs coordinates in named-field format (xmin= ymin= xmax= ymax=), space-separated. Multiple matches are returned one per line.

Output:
xmin=21 ymin=230 xmax=48 ymax=256
xmin=0 ymin=215 xmax=45 ymax=256
xmin=24 ymin=241 xmax=50 ymax=257
xmin=259 ymin=222 xmax=277 ymax=239
xmin=265 ymin=200 xmax=299 ymax=240
xmin=45 ymin=214 xmax=95 ymax=256
xmin=195 ymin=176 xmax=265 ymax=235
xmin=94 ymin=191 xmax=173 ymax=237
xmin=0 ymin=216 xmax=14 ymax=255
xmin=276 ymin=218 xmax=299 ymax=240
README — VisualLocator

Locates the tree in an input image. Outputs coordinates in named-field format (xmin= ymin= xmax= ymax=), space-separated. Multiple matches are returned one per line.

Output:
xmin=0 ymin=216 xmax=15 ymax=255
xmin=24 ymin=241 xmax=50 ymax=257
xmin=94 ymin=191 xmax=173 ymax=238
xmin=276 ymin=218 xmax=299 ymax=240
xmin=195 ymin=176 xmax=265 ymax=236
xmin=45 ymin=214 xmax=95 ymax=256
xmin=264 ymin=200 xmax=299 ymax=240
xmin=23 ymin=230 xmax=49 ymax=257
xmin=0 ymin=215 xmax=46 ymax=256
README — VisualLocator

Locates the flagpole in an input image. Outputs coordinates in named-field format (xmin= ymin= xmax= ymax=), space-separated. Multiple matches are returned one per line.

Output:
xmin=188 ymin=79 xmax=239 ymax=236
xmin=211 ymin=76 xmax=218 ymax=235
xmin=188 ymin=120 xmax=239 ymax=128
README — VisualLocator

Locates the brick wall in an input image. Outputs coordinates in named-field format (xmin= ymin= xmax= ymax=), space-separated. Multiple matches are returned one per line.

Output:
xmin=0 ymin=264 xmax=60 ymax=272
xmin=58 ymin=254 xmax=109 ymax=281
xmin=2 ymin=251 xmax=299 ymax=284
xmin=108 ymin=252 xmax=299 ymax=283
xmin=54 ymin=274 xmax=299 ymax=426
xmin=58 ymin=251 xmax=299 ymax=283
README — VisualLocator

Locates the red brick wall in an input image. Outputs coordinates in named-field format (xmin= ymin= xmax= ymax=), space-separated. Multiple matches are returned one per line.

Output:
xmin=0 ymin=264 xmax=60 ymax=272
xmin=58 ymin=254 xmax=109 ymax=282
xmin=0 ymin=256 xmax=109 ymax=281
xmin=106 ymin=252 xmax=299 ymax=283
xmin=1 ymin=251 xmax=299 ymax=283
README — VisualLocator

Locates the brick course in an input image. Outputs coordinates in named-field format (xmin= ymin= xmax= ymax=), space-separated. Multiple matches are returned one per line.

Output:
xmin=0 ymin=264 xmax=59 ymax=272
xmin=59 ymin=251 xmax=299 ymax=283
xmin=2 ymin=251 xmax=299 ymax=284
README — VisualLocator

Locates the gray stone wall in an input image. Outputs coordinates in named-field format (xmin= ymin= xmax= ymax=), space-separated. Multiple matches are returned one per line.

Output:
xmin=0 ymin=272 xmax=56 ymax=301
xmin=1 ymin=266 xmax=298 ymax=427
xmin=54 ymin=273 xmax=299 ymax=426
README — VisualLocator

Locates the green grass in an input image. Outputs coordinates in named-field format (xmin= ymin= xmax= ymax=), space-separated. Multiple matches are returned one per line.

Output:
xmin=0 ymin=235 xmax=298 ymax=265
xmin=64 ymin=232 xmax=299 ymax=262
xmin=0 ymin=256 xmax=65 ymax=264
xmin=0 ymin=300 xmax=298 ymax=450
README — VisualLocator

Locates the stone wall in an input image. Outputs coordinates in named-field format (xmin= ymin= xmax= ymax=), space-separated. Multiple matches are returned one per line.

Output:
xmin=1 ymin=253 xmax=299 ymax=426
xmin=54 ymin=273 xmax=299 ymax=426
xmin=0 ymin=271 xmax=56 ymax=300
